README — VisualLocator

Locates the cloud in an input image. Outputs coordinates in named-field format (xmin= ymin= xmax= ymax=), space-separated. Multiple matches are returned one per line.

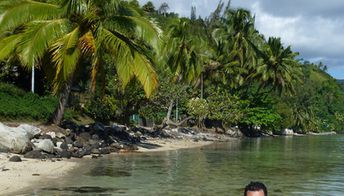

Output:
xmin=139 ymin=0 xmax=344 ymax=79
xmin=243 ymin=1 xmax=344 ymax=78
xmin=138 ymin=0 xmax=227 ymax=18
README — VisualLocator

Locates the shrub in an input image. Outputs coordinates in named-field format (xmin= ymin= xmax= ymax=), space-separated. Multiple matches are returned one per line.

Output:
xmin=187 ymin=98 xmax=209 ymax=127
xmin=0 ymin=83 xmax=57 ymax=121
xmin=84 ymin=95 xmax=118 ymax=123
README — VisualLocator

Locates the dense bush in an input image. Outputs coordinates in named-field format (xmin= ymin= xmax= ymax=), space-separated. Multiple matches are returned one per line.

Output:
xmin=0 ymin=83 xmax=57 ymax=121
xmin=84 ymin=95 xmax=118 ymax=123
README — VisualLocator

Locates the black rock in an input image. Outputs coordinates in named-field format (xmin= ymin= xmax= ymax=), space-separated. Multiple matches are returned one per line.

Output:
xmin=91 ymin=134 xmax=100 ymax=140
xmin=90 ymin=142 xmax=100 ymax=149
xmin=91 ymin=148 xmax=100 ymax=154
xmin=82 ymin=147 xmax=92 ymax=156
xmin=60 ymin=120 xmax=79 ymax=131
xmin=109 ymin=147 xmax=120 ymax=153
xmin=72 ymin=148 xmax=89 ymax=158
xmin=100 ymin=142 xmax=108 ymax=148
xmin=93 ymin=122 xmax=105 ymax=132
xmin=9 ymin=156 xmax=22 ymax=162
xmin=123 ymin=144 xmax=138 ymax=151
xmin=39 ymin=134 xmax=53 ymax=140
xmin=60 ymin=150 xmax=72 ymax=159
xmin=99 ymin=148 xmax=111 ymax=155
xmin=78 ymin=132 xmax=91 ymax=141
xmin=65 ymin=137 xmax=74 ymax=145
xmin=73 ymin=141 xmax=83 ymax=148
xmin=110 ymin=143 xmax=123 ymax=149
xmin=60 ymin=142 xmax=68 ymax=150
xmin=24 ymin=150 xmax=44 ymax=159
xmin=52 ymin=138 xmax=58 ymax=146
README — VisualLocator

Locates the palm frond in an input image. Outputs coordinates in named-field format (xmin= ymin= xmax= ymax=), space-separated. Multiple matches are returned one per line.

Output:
xmin=0 ymin=0 xmax=63 ymax=31
xmin=113 ymin=16 xmax=162 ymax=50
xmin=50 ymin=27 xmax=81 ymax=93
xmin=17 ymin=19 xmax=69 ymax=68
xmin=99 ymin=27 xmax=157 ymax=97
xmin=0 ymin=33 xmax=22 ymax=60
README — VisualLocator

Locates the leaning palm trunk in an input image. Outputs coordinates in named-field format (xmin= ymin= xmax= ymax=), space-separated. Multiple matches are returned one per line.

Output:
xmin=51 ymin=78 xmax=73 ymax=125
xmin=166 ymin=99 xmax=174 ymax=122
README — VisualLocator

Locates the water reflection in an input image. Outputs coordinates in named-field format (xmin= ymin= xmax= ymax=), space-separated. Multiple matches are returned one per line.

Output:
xmin=23 ymin=135 xmax=344 ymax=196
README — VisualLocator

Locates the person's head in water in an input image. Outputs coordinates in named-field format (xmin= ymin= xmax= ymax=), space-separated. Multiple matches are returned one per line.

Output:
xmin=244 ymin=181 xmax=267 ymax=196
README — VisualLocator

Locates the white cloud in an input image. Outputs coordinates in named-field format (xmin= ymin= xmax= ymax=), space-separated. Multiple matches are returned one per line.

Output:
xmin=139 ymin=0 xmax=344 ymax=78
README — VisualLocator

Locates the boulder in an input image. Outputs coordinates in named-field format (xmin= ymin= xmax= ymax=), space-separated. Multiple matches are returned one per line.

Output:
xmin=60 ymin=142 xmax=68 ymax=150
xmin=99 ymin=148 xmax=111 ymax=155
xmin=9 ymin=155 xmax=22 ymax=162
xmin=65 ymin=137 xmax=74 ymax=145
xmin=76 ymin=132 xmax=91 ymax=146
xmin=0 ymin=123 xmax=41 ymax=153
xmin=281 ymin=129 xmax=294 ymax=136
xmin=59 ymin=150 xmax=72 ymax=159
xmin=226 ymin=128 xmax=244 ymax=138
xmin=73 ymin=141 xmax=83 ymax=148
xmin=39 ymin=134 xmax=53 ymax=140
xmin=18 ymin=124 xmax=41 ymax=138
xmin=45 ymin=132 xmax=56 ymax=139
xmin=32 ymin=139 xmax=55 ymax=153
xmin=55 ymin=132 xmax=66 ymax=139
xmin=24 ymin=150 xmax=44 ymax=159
xmin=91 ymin=148 xmax=100 ymax=154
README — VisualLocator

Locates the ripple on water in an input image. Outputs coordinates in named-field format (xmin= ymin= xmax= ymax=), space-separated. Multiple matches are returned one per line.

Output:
xmin=41 ymin=186 xmax=128 ymax=194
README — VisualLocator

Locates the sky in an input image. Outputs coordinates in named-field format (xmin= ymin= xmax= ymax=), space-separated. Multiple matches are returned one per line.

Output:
xmin=138 ymin=0 xmax=344 ymax=79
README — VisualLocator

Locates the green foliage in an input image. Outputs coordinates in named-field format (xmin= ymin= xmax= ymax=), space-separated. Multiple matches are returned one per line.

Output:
xmin=1 ymin=0 xmax=344 ymax=135
xmin=241 ymin=107 xmax=281 ymax=130
xmin=84 ymin=96 xmax=118 ymax=123
xmin=0 ymin=83 xmax=57 ymax=121
xmin=207 ymin=88 xmax=243 ymax=126
xmin=187 ymin=98 xmax=208 ymax=127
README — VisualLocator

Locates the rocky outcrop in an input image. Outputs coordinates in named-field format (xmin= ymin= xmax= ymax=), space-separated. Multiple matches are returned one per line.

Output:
xmin=281 ymin=129 xmax=294 ymax=136
xmin=0 ymin=121 xmax=240 ymax=160
xmin=0 ymin=123 xmax=41 ymax=153
xmin=9 ymin=155 xmax=22 ymax=162
xmin=32 ymin=139 xmax=55 ymax=153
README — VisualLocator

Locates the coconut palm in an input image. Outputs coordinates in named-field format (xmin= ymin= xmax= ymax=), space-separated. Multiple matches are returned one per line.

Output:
xmin=164 ymin=18 xmax=205 ymax=84
xmin=211 ymin=8 xmax=260 ymax=89
xmin=253 ymin=37 xmax=301 ymax=94
xmin=0 ymin=0 xmax=161 ymax=124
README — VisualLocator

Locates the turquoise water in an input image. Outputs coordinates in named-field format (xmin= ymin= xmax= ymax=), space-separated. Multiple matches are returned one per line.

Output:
xmin=23 ymin=135 xmax=344 ymax=195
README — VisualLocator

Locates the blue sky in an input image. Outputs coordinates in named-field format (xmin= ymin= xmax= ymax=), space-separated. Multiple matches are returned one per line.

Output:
xmin=139 ymin=0 xmax=344 ymax=79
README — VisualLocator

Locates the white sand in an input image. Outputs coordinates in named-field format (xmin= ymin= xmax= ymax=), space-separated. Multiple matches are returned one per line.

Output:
xmin=0 ymin=138 xmax=213 ymax=195
xmin=0 ymin=154 xmax=77 ymax=196
xmin=138 ymin=138 xmax=213 ymax=152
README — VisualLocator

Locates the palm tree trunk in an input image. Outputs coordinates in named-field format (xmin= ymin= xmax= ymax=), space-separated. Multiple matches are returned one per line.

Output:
xmin=51 ymin=79 xmax=73 ymax=125
xmin=166 ymin=99 xmax=174 ymax=121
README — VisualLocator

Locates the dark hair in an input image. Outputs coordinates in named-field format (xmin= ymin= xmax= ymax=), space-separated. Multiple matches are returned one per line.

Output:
xmin=244 ymin=181 xmax=267 ymax=196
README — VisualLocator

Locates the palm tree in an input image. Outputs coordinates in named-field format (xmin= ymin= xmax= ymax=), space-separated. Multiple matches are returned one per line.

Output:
xmin=253 ymin=37 xmax=301 ymax=94
xmin=211 ymin=8 xmax=260 ymax=89
xmin=161 ymin=18 xmax=207 ymax=123
xmin=0 ymin=0 xmax=161 ymax=125
xmin=158 ymin=2 xmax=169 ymax=16
xmin=164 ymin=18 xmax=205 ymax=84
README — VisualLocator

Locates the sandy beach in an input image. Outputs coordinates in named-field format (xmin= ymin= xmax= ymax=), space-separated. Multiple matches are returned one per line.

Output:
xmin=138 ymin=138 xmax=213 ymax=152
xmin=0 ymin=154 xmax=76 ymax=196
xmin=0 ymin=138 xmax=213 ymax=195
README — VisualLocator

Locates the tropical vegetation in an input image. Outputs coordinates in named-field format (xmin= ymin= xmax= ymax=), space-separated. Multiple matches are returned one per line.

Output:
xmin=0 ymin=0 xmax=343 ymax=135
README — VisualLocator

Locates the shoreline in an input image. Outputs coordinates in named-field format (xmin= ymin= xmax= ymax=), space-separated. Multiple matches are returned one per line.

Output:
xmin=1 ymin=128 xmax=338 ymax=195
xmin=138 ymin=138 xmax=214 ymax=153
xmin=0 ymin=138 xmax=214 ymax=195
xmin=0 ymin=154 xmax=77 ymax=196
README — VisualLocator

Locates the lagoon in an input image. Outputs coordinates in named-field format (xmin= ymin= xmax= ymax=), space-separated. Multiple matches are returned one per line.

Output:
xmin=22 ymin=135 xmax=344 ymax=195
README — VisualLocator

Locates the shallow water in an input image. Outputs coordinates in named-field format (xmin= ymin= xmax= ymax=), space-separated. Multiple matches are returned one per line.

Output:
xmin=23 ymin=135 xmax=344 ymax=195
